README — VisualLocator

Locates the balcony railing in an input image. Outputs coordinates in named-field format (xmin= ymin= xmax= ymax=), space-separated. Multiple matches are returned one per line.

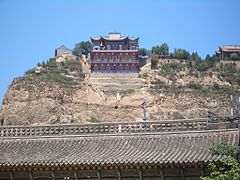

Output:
xmin=0 ymin=119 xmax=211 ymax=138
xmin=91 ymin=59 xmax=139 ymax=63
xmin=1 ymin=117 xmax=238 ymax=138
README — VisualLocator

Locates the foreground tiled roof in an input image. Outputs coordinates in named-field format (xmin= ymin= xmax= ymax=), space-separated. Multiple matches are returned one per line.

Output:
xmin=0 ymin=118 xmax=239 ymax=168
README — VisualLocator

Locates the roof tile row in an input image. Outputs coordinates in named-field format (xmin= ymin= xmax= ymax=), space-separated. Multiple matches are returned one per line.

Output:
xmin=0 ymin=129 xmax=238 ymax=167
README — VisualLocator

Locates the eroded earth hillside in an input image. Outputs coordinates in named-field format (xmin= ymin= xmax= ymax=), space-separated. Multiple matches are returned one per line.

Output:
xmin=1 ymin=57 xmax=239 ymax=125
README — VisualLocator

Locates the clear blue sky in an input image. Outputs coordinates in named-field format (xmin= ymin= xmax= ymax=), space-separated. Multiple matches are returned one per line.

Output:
xmin=0 ymin=0 xmax=240 ymax=101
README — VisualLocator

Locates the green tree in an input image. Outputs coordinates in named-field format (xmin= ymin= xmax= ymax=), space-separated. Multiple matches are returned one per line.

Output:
xmin=205 ymin=54 xmax=211 ymax=62
xmin=230 ymin=53 xmax=239 ymax=61
xmin=201 ymin=144 xmax=240 ymax=180
xmin=139 ymin=48 xmax=149 ymax=56
xmin=205 ymin=54 xmax=214 ymax=68
xmin=152 ymin=43 xmax=169 ymax=56
xmin=196 ymin=61 xmax=210 ymax=71
xmin=190 ymin=52 xmax=210 ymax=71
xmin=190 ymin=52 xmax=201 ymax=61
xmin=172 ymin=48 xmax=190 ymax=59
xmin=73 ymin=41 xmax=92 ymax=56
xmin=42 ymin=61 xmax=46 ymax=68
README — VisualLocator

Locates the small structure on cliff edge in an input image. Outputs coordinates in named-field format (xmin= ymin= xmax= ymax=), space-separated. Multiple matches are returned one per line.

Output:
xmin=55 ymin=45 xmax=76 ymax=63
xmin=55 ymin=45 xmax=73 ymax=57
xmin=89 ymin=32 xmax=146 ymax=74
xmin=0 ymin=117 xmax=239 ymax=179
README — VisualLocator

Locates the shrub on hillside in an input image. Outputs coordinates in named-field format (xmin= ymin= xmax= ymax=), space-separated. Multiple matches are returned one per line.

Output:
xmin=160 ymin=63 xmax=185 ymax=77
xmin=187 ymin=82 xmax=203 ymax=90
xmin=151 ymin=58 xmax=158 ymax=69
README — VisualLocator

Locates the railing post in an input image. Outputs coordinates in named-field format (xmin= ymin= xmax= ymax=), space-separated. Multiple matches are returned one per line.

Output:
xmin=180 ymin=168 xmax=184 ymax=180
xmin=29 ymin=172 xmax=33 ymax=180
xmin=97 ymin=170 xmax=101 ymax=180
xmin=138 ymin=169 xmax=143 ymax=180
xmin=117 ymin=169 xmax=122 ymax=180
xmin=160 ymin=169 xmax=164 ymax=180
xmin=10 ymin=172 xmax=14 ymax=180
xmin=118 ymin=125 xmax=122 ymax=133
xmin=201 ymin=168 xmax=204 ymax=177
xmin=142 ymin=101 xmax=148 ymax=131
xmin=74 ymin=171 xmax=78 ymax=180
xmin=51 ymin=172 xmax=55 ymax=180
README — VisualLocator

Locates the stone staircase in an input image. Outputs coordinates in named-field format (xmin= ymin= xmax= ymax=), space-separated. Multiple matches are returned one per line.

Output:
xmin=89 ymin=73 xmax=143 ymax=90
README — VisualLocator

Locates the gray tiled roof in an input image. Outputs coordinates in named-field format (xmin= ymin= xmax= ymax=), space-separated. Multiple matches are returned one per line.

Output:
xmin=219 ymin=45 xmax=240 ymax=52
xmin=0 ymin=128 xmax=238 ymax=167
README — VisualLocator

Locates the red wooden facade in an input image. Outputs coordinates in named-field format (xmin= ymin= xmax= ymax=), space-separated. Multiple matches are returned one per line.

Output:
xmin=90 ymin=33 xmax=140 ymax=73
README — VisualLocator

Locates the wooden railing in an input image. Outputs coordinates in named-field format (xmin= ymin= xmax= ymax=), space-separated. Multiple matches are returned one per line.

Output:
xmin=0 ymin=119 xmax=209 ymax=138
xmin=91 ymin=59 xmax=139 ymax=63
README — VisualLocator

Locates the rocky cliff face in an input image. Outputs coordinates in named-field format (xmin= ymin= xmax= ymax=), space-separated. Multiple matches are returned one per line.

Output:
xmin=0 ymin=60 xmax=238 ymax=125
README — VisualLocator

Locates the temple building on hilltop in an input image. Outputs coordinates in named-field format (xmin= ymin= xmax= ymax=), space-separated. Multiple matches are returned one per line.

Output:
xmin=217 ymin=45 xmax=240 ymax=60
xmin=89 ymin=32 xmax=141 ymax=73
